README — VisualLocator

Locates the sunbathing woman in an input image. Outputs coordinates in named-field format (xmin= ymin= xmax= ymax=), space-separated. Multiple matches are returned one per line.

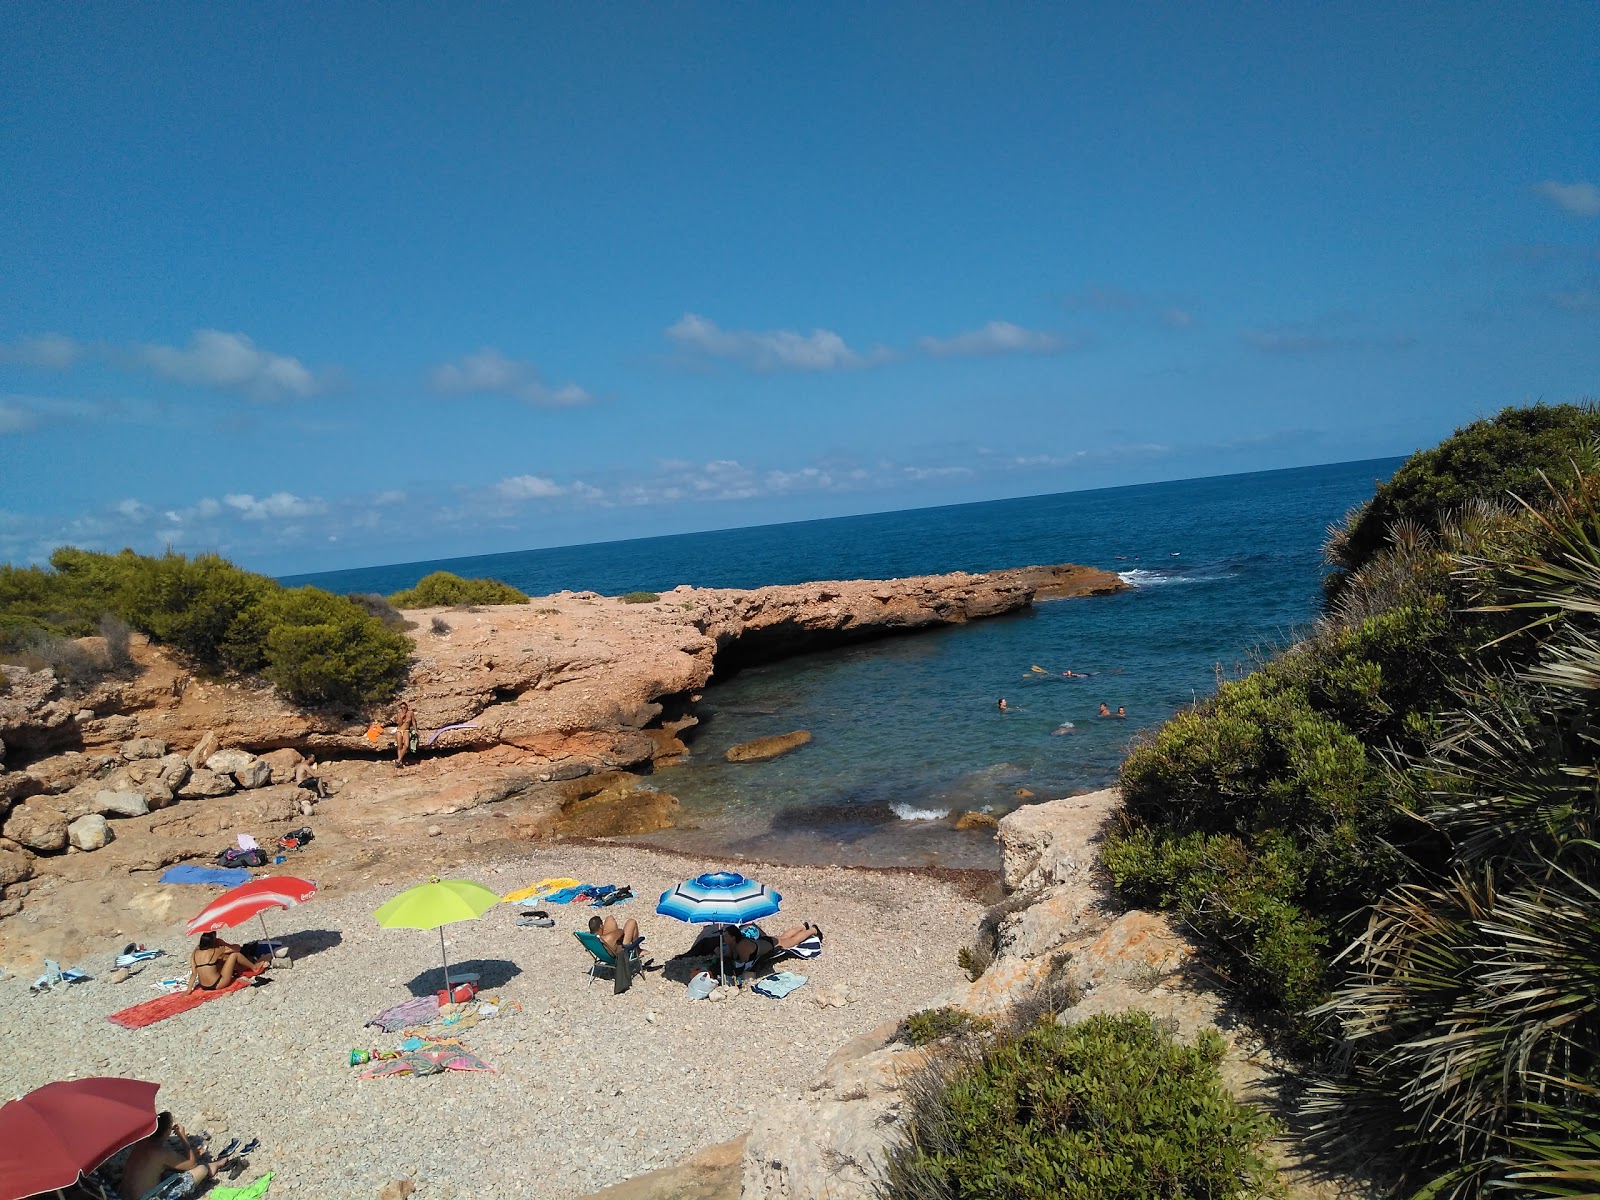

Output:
xmin=729 ymin=922 xmax=822 ymax=981
xmin=187 ymin=931 xmax=269 ymax=992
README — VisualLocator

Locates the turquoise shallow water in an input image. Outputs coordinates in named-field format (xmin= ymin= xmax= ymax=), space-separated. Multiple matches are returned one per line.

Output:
xmin=289 ymin=457 xmax=1401 ymax=868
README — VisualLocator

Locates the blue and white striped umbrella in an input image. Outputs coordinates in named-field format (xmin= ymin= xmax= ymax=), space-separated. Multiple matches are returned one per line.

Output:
xmin=656 ymin=871 xmax=782 ymax=926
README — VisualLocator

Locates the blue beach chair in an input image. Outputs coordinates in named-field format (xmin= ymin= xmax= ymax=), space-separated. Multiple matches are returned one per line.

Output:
xmin=573 ymin=930 xmax=645 ymax=994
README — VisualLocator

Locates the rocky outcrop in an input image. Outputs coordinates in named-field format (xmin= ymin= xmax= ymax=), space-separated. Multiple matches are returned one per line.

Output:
xmin=723 ymin=731 xmax=811 ymax=763
xmin=0 ymin=564 xmax=1126 ymax=788
xmin=3 ymin=803 xmax=69 ymax=853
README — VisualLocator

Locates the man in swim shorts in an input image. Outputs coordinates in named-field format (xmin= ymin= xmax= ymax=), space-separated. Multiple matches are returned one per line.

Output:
xmin=119 ymin=1112 xmax=236 ymax=1200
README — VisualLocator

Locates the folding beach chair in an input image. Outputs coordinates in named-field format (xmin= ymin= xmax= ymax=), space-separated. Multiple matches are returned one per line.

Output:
xmin=573 ymin=930 xmax=645 ymax=994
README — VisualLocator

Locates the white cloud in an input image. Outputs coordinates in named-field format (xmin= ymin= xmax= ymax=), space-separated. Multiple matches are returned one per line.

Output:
xmin=0 ymin=333 xmax=83 ymax=369
xmin=113 ymin=499 xmax=148 ymax=521
xmin=918 ymin=321 xmax=1064 ymax=358
xmin=138 ymin=330 xmax=319 ymax=399
xmin=223 ymin=492 xmax=324 ymax=521
xmin=430 ymin=349 xmax=592 ymax=408
xmin=0 ymin=398 xmax=40 ymax=434
xmin=372 ymin=490 xmax=407 ymax=506
xmin=494 ymin=475 xmax=567 ymax=500
xmin=1536 ymin=180 xmax=1600 ymax=218
xmin=666 ymin=313 xmax=887 ymax=372
xmin=902 ymin=465 xmax=974 ymax=480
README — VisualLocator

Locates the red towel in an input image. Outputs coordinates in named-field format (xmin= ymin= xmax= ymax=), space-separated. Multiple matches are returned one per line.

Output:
xmin=106 ymin=968 xmax=263 ymax=1029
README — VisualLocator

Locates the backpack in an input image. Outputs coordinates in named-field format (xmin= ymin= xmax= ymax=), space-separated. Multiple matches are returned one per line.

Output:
xmin=218 ymin=846 xmax=267 ymax=868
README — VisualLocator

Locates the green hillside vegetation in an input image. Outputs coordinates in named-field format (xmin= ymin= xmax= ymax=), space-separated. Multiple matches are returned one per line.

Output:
xmin=0 ymin=547 xmax=411 ymax=707
xmin=880 ymin=1012 xmax=1280 ymax=1200
xmin=1102 ymin=402 xmax=1600 ymax=1195
xmin=388 ymin=570 xmax=530 ymax=608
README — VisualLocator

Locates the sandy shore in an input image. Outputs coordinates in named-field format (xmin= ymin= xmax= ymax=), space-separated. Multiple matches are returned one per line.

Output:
xmin=0 ymin=841 xmax=983 ymax=1200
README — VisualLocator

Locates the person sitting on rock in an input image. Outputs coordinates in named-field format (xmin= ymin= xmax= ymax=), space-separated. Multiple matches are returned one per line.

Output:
xmin=118 ymin=1111 xmax=237 ymax=1200
xmin=187 ymin=932 xmax=268 ymax=992
xmin=292 ymin=753 xmax=328 ymax=798
xmin=394 ymin=703 xmax=417 ymax=769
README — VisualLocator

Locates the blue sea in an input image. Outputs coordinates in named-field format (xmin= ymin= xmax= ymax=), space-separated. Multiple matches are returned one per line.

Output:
xmin=287 ymin=457 xmax=1401 ymax=869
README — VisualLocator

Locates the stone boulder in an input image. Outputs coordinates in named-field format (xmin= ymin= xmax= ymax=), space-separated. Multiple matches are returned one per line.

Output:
xmin=187 ymin=730 xmax=219 ymax=770
xmin=68 ymin=813 xmax=112 ymax=851
xmin=120 ymin=737 xmax=168 ymax=760
xmin=95 ymin=790 xmax=151 ymax=818
xmin=261 ymin=748 xmax=304 ymax=784
xmin=724 ymin=730 xmax=812 ymax=763
xmin=997 ymin=787 xmax=1119 ymax=893
xmin=205 ymin=748 xmax=258 ymax=776
xmin=0 ymin=847 xmax=32 ymax=888
xmin=179 ymin=769 xmax=236 ymax=798
xmin=234 ymin=759 xmax=272 ymax=789
xmin=155 ymin=754 xmax=191 ymax=793
xmin=2 ymin=803 xmax=69 ymax=853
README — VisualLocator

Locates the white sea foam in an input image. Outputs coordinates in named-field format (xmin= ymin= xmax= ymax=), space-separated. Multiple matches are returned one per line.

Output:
xmin=891 ymin=803 xmax=949 ymax=821
xmin=1117 ymin=568 xmax=1201 ymax=586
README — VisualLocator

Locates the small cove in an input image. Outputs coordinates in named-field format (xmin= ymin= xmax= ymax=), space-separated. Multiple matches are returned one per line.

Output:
xmin=292 ymin=457 xmax=1401 ymax=869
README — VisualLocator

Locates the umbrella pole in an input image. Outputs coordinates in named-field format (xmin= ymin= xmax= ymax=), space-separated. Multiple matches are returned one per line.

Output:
xmin=439 ymin=925 xmax=452 ymax=997
xmin=260 ymin=912 xmax=271 ymax=945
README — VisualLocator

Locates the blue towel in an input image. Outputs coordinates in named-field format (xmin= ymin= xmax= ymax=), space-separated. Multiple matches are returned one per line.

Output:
xmin=752 ymin=970 xmax=808 ymax=999
xmin=160 ymin=864 xmax=253 ymax=886
xmin=543 ymin=886 xmax=585 ymax=904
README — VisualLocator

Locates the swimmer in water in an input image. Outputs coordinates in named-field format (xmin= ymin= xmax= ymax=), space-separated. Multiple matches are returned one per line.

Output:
xmin=998 ymin=698 xmax=1009 ymax=711
xmin=1098 ymin=703 xmax=1111 ymax=717
xmin=1052 ymin=721 xmax=1076 ymax=735
xmin=1115 ymin=706 xmax=1127 ymax=719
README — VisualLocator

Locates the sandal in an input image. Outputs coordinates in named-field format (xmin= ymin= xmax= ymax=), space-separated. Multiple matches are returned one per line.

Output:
xmin=238 ymin=1138 xmax=260 ymax=1156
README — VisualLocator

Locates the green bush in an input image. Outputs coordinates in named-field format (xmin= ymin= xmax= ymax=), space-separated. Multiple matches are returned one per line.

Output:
xmin=1325 ymin=402 xmax=1600 ymax=603
xmin=620 ymin=591 xmax=659 ymax=604
xmin=259 ymin=587 xmax=412 ymax=707
xmin=0 ymin=547 xmax=412 ymax=708
xmin=880 ymin=1012 xmax=1281 ymax=1200
xmin=388 ymin=571 xmax=529 ymax=608
xmin=896 ymin=1007 xmax=993 ymax=1047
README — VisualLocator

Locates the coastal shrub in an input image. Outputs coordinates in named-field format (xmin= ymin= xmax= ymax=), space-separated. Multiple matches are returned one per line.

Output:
xmin=258 ymin=587 xmax=412 ymax=707
xmin=5 ymin=629 xmax=112 ymax=690
xmin=620 ymin=591 xmax=659 ymax=604
xmin=0 ymin=547 xmax=413 ymax=708
xmin=430 ymin=616 xmax=451 ymax=636
xmin=1004 ymin=955 xmax=1085 ymax=1032
xmin=956 ymin=943 xmax=993 ymax=981
xmin=1305 ymin=489 xmax=1600 ymax=1196
xmin=896 ymin=1007 xmax=992 ymax=1047
xmin=1324 ymin=401 xmax=1600 ymax=604
xmin=346 ymin=592 xmax=414 ymax=632
xmin=388 ymin=571 xmax=529 ymax=608
xmin=878 ymin=1012 xmax=1280 ymax=1200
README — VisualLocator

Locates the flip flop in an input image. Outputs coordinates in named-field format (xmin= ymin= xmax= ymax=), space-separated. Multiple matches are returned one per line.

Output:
xmin=238 ymin=1138 xmax=260 ymax=1156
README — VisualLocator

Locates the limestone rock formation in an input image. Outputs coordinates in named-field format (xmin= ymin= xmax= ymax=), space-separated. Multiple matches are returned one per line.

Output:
xmin=234 ymin=758 xmax=272 ymax=789
xmin=68 ymin=813 xmax=112 ymax=851
xmin=95 ymin=790 xmax=151 ymax=818
xmin=120 ymin=737 xmax=168 ymax=760
xmin=179 ymin=769 xmax=235 ymax=798
xmin=3 ymin=803 xmax=69 ymax=853
xmin=723 ymin=731 xmax=811 ymax=763
xmin=205 ymin=748 xmax=258 ymax=776
xmin=0 ymin=847 xmax=32 ymax=887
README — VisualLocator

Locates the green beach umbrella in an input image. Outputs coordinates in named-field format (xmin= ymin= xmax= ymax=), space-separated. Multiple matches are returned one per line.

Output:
xmin=373 ymin=877 xmax=500 ymax=997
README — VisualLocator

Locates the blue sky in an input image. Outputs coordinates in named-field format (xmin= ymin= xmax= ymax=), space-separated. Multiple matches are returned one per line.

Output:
xmin=2 ymin=4 xmax=1596 ymax=576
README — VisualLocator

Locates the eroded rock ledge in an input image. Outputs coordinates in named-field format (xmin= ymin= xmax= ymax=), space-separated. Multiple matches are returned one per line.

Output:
xmin=1 ymin=562 xmax=1125 ymax=781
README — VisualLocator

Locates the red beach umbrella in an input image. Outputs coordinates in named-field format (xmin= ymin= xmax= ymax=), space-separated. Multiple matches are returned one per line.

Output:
xmin=185 ymin=875 xmax=317 ymax=943
xmin=0 ymin=1076 xmax=160 ymax=1199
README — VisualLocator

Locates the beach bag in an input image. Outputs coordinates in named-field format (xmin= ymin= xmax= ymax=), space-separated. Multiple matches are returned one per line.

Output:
xmin=687 ymin=971 xmax=717 ymax=1000
xmin=278 ymin=826 xmax=314 ymax=850
xmin=218 ymin=846 xmax=266 ymax=868
xmin=436 ymin=982 xmax=476 ymax=1005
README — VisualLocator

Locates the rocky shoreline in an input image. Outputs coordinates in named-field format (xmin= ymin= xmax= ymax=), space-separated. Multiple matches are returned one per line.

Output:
xmin=0 ymin=563 xmax=1123 ymax=964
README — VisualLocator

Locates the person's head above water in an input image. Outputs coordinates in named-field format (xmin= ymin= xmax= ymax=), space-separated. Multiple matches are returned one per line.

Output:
xmin=1116 ymin=706 xmax=1126 ymax=718
xmin=1098 ymin=703 xmax=1111 ymax=715
xmin=997 ymin=698 xmax=1008 ymax=710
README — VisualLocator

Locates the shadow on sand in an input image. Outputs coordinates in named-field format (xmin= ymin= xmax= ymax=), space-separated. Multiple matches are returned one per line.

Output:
xmin=403 ymin=957 xmax=524 ymax=996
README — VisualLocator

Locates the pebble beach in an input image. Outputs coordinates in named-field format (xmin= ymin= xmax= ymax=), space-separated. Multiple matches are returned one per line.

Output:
xmin=0 ymin=842 xmax=984 ymax=1200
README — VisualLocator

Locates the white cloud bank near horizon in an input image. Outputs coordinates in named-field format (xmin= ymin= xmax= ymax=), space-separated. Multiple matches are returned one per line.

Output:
xmin=1536 ymin=179 xmax=1600 ymax=218
xmin=666 ymin=313 xmax=891 ymax=372
xmin=918 ymin=320 xmax=1065 ymax=357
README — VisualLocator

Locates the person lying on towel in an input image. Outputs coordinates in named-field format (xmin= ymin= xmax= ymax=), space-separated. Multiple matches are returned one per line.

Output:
xmin=727 ymin=922 xmax=823 ymax=982
xmin=187 ymin=931 xmax=269 ymax=992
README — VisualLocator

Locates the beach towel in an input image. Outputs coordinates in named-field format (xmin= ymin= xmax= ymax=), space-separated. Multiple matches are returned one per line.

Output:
xmin=426 ymin=722 xmax=479 ymax=746
xmin=365 ymin=994 xmax=440 ymax=1033
xmin=752 ymin=971 xmax=808 ymax=999
xmin=503 ymin=877 xmax=581 ymax=903
xmin=107 ymin=969 xmax=263 ymax=1028
xmin=159 ymin=864 xmax=253 ymax=886
xmin=209 ymin=1173 xmax=274 ymax=1200
xmin=542 ymin=885 xmax=587 ymax=904
xmin=359 ymin=1039 xmax=493 ymax=1079
xmin=783 ymin=933 xmax=824 ymax=960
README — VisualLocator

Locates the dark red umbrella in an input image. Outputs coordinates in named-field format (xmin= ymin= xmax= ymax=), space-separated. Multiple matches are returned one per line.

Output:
xmin=0 ymin=1077 xmax=160 ymax=1199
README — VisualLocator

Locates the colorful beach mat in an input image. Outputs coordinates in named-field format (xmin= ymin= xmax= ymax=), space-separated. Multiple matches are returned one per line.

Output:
xmin=359 ymin=1039 xmax=493 ymax=1079
xmin=107 ymin=968 xmax=263 ymax=1028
